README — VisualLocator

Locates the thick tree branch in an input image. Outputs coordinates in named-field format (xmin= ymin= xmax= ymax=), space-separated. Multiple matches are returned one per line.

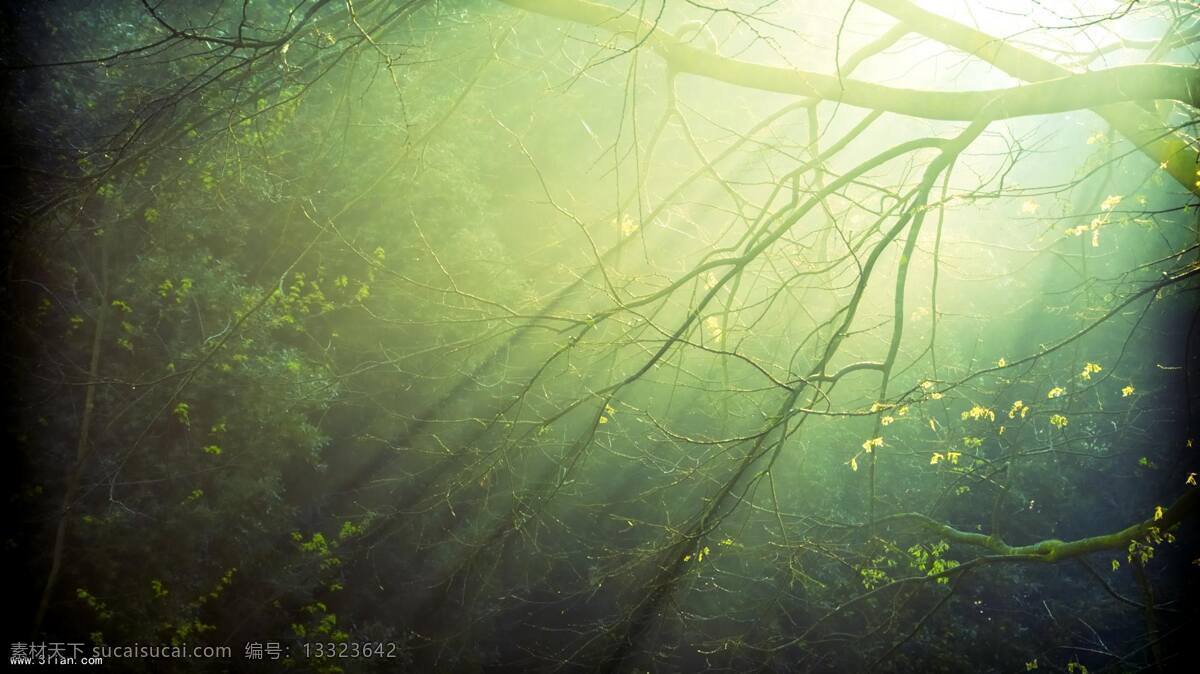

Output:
xmin=499 ymin=0 xmax=1200 ymax=196
xmin=878 ymin=488 xmax=1199 ymax=563
xmin=861 ymin=0 xmax=1200 ymax=196
xmin=498 ymin=0 xmax=1200 ymax=119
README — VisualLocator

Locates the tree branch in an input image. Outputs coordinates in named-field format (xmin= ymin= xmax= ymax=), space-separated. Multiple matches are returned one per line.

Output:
xmin=877 ymin=488 xmax=1199 ymax=563
xmin=860 ymin=0 xmax=1200 ymax=196
xmin=498 ymin=0 xmax=1200 ymax=121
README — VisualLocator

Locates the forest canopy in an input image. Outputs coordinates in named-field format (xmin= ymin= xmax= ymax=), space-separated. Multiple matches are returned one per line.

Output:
xmin=3 ymin=0 xmax=1199 ymax=671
